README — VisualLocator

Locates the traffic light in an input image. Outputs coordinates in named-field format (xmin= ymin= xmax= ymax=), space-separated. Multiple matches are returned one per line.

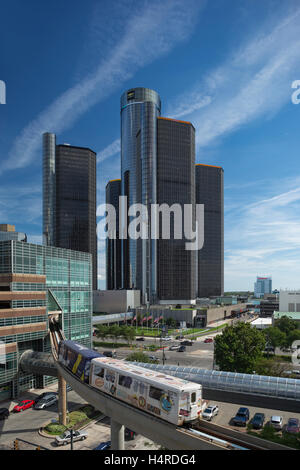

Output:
xmin=13 ymin=439 xmax=19 ymax=450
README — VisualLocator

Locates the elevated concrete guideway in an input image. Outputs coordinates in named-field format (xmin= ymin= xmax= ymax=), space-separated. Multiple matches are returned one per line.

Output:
xmin=55 ymin=362 xmax=225 ymax=450
xmin=19 ymin=318 xmax=295 ymax=450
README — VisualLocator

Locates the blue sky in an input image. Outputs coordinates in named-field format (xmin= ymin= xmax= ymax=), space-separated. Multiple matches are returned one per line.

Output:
xmin=1 ymin=0 xmax=300 ymax=291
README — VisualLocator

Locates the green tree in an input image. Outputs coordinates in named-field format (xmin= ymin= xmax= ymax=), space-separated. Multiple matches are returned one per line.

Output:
xmin=255 ymin=357 xmax=291 ymax=377
xmin=275 ymin=316 xmax=298 ymax=335
xmin=287 ymin=329 xmax=300 ymax=347
xmin=125 ymin=352 xmax=156 ymax=363
xmin=214 ymin=322 xmax=265 ymax=373
xmin=263 ymin=327 xmax=286 ymax=351
xmin=95 ymin=325 xmax=109 ymax=341
xmin=108 ymin=325 xmax=121 ymax=345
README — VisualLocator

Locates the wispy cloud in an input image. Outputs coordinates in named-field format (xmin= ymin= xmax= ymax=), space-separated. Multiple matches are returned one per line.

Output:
xmin=1 ymin=0 xmax=203 ymax=175
xmin=225 ymin=176 xmax=300 ymax=290
xmin=167 ymin=7 xmax=300 ymax=150
xmin=97 ymin=139 xmax=120 ymax=163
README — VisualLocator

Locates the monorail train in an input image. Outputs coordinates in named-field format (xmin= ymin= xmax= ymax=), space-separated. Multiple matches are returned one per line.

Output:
xmin=58 ymin=340 xmax=202 ymax=425
xmin=58 ymin=340 xmax=103 ymax=383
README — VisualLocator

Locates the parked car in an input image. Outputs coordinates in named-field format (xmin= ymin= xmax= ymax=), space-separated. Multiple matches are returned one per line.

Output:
xmin=251 ymin=413 xmax=265 ymax=429
xmin=55 ymin=430 xmax=88 ymax=446
xmin=94 ymin=441 xmax=111 ymax=450
xmin=161 ymin=336 xmax=172 ymax=341
xmin=36 ymin=392 xmax=56 ymax=401
xmin=232 ymin=407 xmax=250 ymax=426
xmin=264 ymin=345 xmax=275 ymax=353
xmin=66 ymin=385 xmax=72 ymax=392
xmin=176 ymin=335 xmax=184 ymax=340
xmin=0 ymin=408 xmax=9 ymax=420
xmin=13 ymin=400 xmax=35 ymax=412
xmin=148 ymin=355 xmax=158 ymax=361
xmin=136 ymin=337 xmax=145 ymax=341
xmin=181 ymin=340 xmax=193 ymax=346
xmin=270 ymin=416 xmax=283 ymax=431
xmin=102 ymin=351 xmax=116 ymax=358
xmin=204 ymin=338 xmax=213 ymax=343
xmin=169 ymin=345 xmax=180 ymax=351
xmin=178 ymin=345 xmax=186 ymax=352
xmin=34 ymin=393 xmax=58 ymax=409
xmin=202 ymin=405 xmax=219 ymax=421
xmin=125 ymin=428 xmax=137 ymax=440
xmin=285 ymin=418 xmax=300 ymax=434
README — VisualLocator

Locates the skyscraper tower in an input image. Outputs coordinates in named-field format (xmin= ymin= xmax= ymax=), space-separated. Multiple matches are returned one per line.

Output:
xmin=43 ymin=135 xmax=97 ymax=290
xmin=157 ymin=117 xmax=196 ymax=303
xmin=43 ymin=132 xmax=56 ymax=246
xmin=106 ymin=179 xmax=122 ymax=290
xmin=195 ymin=164 xmax=224 ymax=297
xmin=120 ymin=88 xmax=161 ymax=303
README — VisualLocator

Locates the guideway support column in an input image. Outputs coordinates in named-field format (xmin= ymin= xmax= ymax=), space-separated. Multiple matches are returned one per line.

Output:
xmin=58 ymin=373 xmax=67 ymax=426
xmin=111 ymin=420 xmax=125 ymax=450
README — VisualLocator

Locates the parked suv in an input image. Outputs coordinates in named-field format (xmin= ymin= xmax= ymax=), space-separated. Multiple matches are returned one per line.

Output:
xmin=232 ymin=407 xmax=250 ymax=427
xmin=202 ymin=405 xmax=219 ymax=421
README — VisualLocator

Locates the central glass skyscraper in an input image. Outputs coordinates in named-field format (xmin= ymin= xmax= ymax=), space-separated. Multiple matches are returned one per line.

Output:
xmin=121 ymin=88 xmax=161 ymax=303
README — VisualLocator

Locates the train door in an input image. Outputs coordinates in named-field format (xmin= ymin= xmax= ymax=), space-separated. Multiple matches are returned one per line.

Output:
xmin=189 ymin=389 xmax=201 ymax=420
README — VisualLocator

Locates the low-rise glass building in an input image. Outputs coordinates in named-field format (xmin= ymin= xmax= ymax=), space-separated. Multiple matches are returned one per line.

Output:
xmin=0 ymin=240 xmax=92 ymax=400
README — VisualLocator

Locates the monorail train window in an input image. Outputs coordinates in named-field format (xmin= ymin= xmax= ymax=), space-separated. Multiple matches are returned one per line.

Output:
xmin=149 ymin=385 xmax=164 ymax=401
xmin=94 ymin=365 xmax=104 ymax=378
xmin=191 ymin=392 xmax=196 ymax=403
xmin=118 ymin=375 xmax=132 ymax=389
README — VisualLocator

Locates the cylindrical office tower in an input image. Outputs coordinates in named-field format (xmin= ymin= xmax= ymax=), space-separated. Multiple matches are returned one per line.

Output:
xmin=120 ymin=88 xmax=161 ymax=303
xmin=43 ymin=132 xmax=56 ymax=246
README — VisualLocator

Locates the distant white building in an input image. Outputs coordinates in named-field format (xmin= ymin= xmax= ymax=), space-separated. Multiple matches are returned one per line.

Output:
xmin=279 ymin=290 xmax=300 ymax=312
xmin=251 ymin=317 xmax=272 ymax=329
xmin=254 ymin=276 xmax=272 ymax=298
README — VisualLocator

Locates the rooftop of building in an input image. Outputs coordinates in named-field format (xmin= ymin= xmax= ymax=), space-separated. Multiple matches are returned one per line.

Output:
xmin=0 ymin=224 xmax=15 ymax=232
xmin=157 ymin=116 xmax=194 ymax=129
xmin=56 ymin=143 xmax=96 ymax=154
xmin=274 ymin=311 xmax=300 ymax=320
xmin=195 ymin=163 xmax=223 ymax=170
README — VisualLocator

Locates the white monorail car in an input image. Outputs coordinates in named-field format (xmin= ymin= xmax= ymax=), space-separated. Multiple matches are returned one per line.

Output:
xmin=90 ymin=357 xmax=202 ymax=425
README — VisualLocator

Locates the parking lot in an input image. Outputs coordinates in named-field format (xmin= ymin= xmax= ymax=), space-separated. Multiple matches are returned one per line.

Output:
xmin=201 ymin=398 xmax=300 ymax=433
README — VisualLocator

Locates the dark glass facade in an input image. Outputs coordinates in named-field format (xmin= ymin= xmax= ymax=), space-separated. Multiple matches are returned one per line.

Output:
xmin=43 ymin=137 xmax=97 ymax=290
xmin=120 ymin=88 xmax=161 ymax=303
xmin=195 ymin=164 xmax=224 ymax=297
xmin=157 ymin=118 xmax=196 ymax=301
xmin=106 ymin=180 xmax=122 ymax=290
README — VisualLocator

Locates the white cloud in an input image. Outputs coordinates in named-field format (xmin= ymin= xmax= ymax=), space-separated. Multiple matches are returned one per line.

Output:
xmin=97 ymin=139 xmax=120 ymax=163
xmin=224 ymin=177 xmax=300 ymax=290
xmin=1 ymin=0 xmax=203 ymax=175
xmin=166 ymin=7 xmax=300 ymax=150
